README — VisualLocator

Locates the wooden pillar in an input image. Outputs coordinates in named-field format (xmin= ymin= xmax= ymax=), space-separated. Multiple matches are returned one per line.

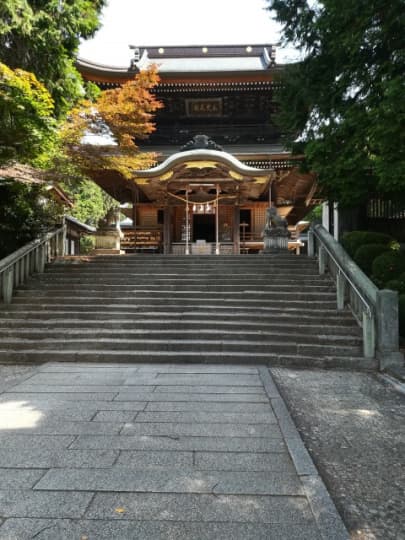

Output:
xmin=233 ymin=205 xmax=240 ymax=255
xmin=163 ymin=205 xmax=172 ymax=255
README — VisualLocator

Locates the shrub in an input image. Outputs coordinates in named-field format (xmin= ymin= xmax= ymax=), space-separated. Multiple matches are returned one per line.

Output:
xmin=399 ymin=294 xmax=405 ymax=338
xmin=341 ymin=230 xmax=393 ymax=258
xmin=371 ymin=251 xmax=405 ymax=287
xmin=385 ymin=280 xmax=405 ymax=294
xmin=79 ymin=236 xmax=95 ymax=255
xmin=353 ymin=243 xmax=391 ymax=276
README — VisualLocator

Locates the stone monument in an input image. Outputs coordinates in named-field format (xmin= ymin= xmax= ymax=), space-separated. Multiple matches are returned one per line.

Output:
xmin=93 ymin=207 xmax=124 ymax=255
xmin=262 ymin=206 xmax=289 ymax=252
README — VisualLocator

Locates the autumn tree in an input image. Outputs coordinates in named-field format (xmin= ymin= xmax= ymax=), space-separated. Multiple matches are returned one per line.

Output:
xmin=266 ymin=0 xmax=405 ymax=207
xmin=61 ymin=67 xmax=163 ymax=180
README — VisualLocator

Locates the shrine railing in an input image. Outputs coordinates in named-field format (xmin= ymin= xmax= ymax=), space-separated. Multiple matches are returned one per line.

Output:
xmin=308 ymin=224 xmax=403 ymax=370
xmin=0 ymin=225 xmax=66 ymax=304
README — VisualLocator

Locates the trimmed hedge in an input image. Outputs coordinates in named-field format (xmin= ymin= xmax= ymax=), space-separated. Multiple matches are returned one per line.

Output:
xmin=353 ymin=243 xmax=391 ymax=275
xmin=371 ymin=251 xmax=405 ymax=287
xmin=341 ymin=230 xmax=393 ymax=258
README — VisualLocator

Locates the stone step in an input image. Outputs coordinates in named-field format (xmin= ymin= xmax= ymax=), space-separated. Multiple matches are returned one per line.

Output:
xmin=0 ymin=328 xmax=362 ymax=345
xmin=0 ymin=350 xmax=375 ymax=370
xmin=13 ymin=290 xmax=337 ymax=301
xmin=0 ymin=318 xmax=360 ymax=334
xmin=0 ymin=337 xmax=362 ymax=356
xmin=6 ymin=299 xmax=339 ymax=310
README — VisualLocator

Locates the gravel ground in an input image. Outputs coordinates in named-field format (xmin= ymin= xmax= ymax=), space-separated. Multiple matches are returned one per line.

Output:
xmin=271 ymin=368 xmax=405 ymax=540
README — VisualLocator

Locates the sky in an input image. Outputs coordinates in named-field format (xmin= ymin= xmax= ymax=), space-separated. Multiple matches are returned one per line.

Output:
xmin=78 ymin=0 xmax=299 ymax=66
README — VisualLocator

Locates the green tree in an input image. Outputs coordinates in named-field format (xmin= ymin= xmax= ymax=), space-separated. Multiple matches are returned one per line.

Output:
xmin=0 ymin=0 xmax=106 ymax=118
xmin=0 ymin=63 xmax=56 ymax=165
xmin=267 ymin=0 xmax=405 ymax=206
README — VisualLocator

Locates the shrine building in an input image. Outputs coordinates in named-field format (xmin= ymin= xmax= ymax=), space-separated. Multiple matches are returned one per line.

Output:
xmin=77 ymin=44 xmax=320 ymax=254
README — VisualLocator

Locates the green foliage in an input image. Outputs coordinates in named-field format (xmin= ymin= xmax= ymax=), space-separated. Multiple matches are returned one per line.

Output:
xmin=0 ymin=63 xmax=56 ymax=164
xmin=371 ymin=251 xmax=405 ymax=287
xmin=267 ymin=0 xmax=405 ymax=206
xmin=341 ymin=230 xmax=393 ymax=258
xmin=353 ymin=244 xmax=391 ymax=275
xmin=303 ymin=204 xmax=322 ymax=223
xmin=62 ymin=177 xmax=115 ymax=227
xmin=385 ymin=280 xmax=405 ymax=294
xmin=0 ymin=180 xmax=63 ymax=258
xmin=79 ymin=235 xmax=95 ymax=254
xmin=398 ymin=294 xmax=405 ymax=338
xmin=0 ymin=0 xmax=106 ymax=118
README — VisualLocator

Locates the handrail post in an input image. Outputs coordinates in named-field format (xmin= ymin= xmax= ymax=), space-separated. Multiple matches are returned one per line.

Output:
xmin=308 ymin=228 xmax=315 ymax=257
xmin=376 ymin=289 xmax=403 ymax=369
xmin=336 ymin=271 xmax=346 ymax=310
xmin=2 ymin=267 xmax=14 ymax=304
xmin=318 ymin=245 xmax=327 ymax=274
xmin=362 ymin=311 xmax=375 ymax=358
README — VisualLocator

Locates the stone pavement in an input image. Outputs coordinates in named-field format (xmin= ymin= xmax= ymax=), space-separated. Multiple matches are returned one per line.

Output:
xmin=0 ymin=362 xmax=347 ymax=540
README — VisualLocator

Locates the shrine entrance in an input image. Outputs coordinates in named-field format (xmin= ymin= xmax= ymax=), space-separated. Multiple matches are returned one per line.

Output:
xmin=193 ymin=214 xmax=215 ymax=242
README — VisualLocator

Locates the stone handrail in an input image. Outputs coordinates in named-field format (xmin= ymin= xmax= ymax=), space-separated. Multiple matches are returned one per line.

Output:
xmin=308 ymin=224 xmax=403 ymax=370
xmin=0 ymin=224 xmax=66 ymax=304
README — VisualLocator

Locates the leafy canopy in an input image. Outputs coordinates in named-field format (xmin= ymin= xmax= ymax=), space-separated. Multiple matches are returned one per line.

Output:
xmin=0 ymin=0 xmax=106 ymax=118
xmin=267 ymin=0 xmax=405 ymax=206
xmin=0 ymin=63 xmax=56 ymax=165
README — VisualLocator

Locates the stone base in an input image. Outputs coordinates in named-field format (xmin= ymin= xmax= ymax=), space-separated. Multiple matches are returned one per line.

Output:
xmin=263 ymin=235 xmax=289 ymax=252
xmin=92 ymin=249 xmax=124 ymax=255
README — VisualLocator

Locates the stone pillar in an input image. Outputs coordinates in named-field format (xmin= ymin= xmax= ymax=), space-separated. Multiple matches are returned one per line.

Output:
xmin=376 ymin=289 xmax=404 ymax=370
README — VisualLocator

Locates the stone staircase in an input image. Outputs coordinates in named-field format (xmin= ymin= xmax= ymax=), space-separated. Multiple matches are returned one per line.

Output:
xmin=0 ymin=254 xmax=377 ymax=368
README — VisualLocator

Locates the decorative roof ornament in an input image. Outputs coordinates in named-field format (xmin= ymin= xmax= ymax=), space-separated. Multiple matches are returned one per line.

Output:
xmin=180 ymin=135 xmax=224 ymax=152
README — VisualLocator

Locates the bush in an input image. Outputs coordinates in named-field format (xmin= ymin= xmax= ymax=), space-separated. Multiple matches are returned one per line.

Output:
xmin=341 ymin=230 xmax=393 ymax=257
xmin=353 ymin=243 xmax=391 ymax=276
xmin=399 ymin=294 xmax=405 ymax=338
xmin=371 ymin=251 xmax=405 ymax=287
xmin=385 ymin=280 xmax=405 ymax=294
xmin=79 ymin=236 xmax=95 ymax=255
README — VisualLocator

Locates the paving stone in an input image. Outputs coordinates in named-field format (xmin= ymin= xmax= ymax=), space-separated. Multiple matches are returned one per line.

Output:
xmin=0 ymin=398 xmax=147 ymax=412
xmin=34 ymin=468 xmax=304 ymax=495
xmin=92 ymin=410 xmax=138 ymax=422
xmin=153 ymin=385 xmax=266 ymax=394
xmin=145 ymin=401 xmax=273 ymax=413
xmin=0 ymin=489 xmax=93 ymax=518
xmin=128 ymin=374 xmax=262 ymax=386
xmin=0 ymin=434 xmax=74 ymax=450
xmin=85 ymin=492 xmax=312 ymax=522
xmin=137 ymin=364 xmax=259 ymax=374
xmin=0 ymin=420 xmax=123 ymax=436
xmin=116 ymin=450 xmax=193 ymax=468
xmin=134 ymin=411 xmax=277 ymax=424
xmin=0 ymin=448 xmax=118 ymax=468
xmin=115 ymin=392 xmax=269 ymax=402
xmin=1 ymin=392 xmax=117 ymax=401
xmin=194 ymin=452 xmax=296 ymax=472
xmin=0 ymin=469 xmax=46 ymax=490
xmin=70 ymin=435 xmax=286 ymax=452
xmin=0 ymin=518 xmax=323 ymax=540
xmin=120 ymin=421 xmax=281 ymax=438
xmin=10 ymin=384 xmax=154 ymax=393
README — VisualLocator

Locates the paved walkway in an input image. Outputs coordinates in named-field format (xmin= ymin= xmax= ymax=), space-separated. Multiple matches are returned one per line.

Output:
xmin=0 ymin=363 xmax=347 ymax=539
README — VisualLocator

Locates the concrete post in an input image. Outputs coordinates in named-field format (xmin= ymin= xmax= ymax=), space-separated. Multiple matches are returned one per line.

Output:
xmin=318 ymin=246 xmax=327 ymax=275
xmin=362 ymin=311 xmax=375 ymax=358
xmin=2 ymin=267 xmax=14 ymax=304
xmin=376 ymin=289 xmax=404 ymax=370
xmin=307 ymin=228 xmax=315 ymax=257
xmin=336 ymin=271 xmax=346 ymax=310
